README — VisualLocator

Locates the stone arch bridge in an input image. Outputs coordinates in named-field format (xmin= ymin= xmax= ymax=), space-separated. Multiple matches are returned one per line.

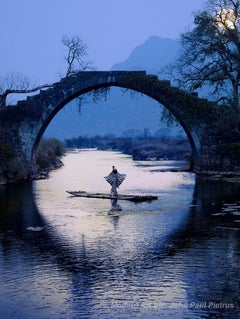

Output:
xmin=0 ymin=71 xmax=239 ymax=177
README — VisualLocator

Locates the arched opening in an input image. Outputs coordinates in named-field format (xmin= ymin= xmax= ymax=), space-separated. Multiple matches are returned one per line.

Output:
xmin=32 ymin=80 xmax=199 ymax=167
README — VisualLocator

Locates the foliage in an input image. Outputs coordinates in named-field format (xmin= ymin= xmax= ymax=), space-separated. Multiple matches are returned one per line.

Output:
xmin=36 ymin=138 xmax=65 ymax=169
xmin=0 ymin=137 xmax=31 ymax=183
xmin=204 ymin=104 xmax=240 ymax=142
xmin=121 ymin=73 xmax=216 ymax=128
xmin=160 ymin=108 xmax=180 ymax=128
xmin=75 ymin=86 xmax=111 ymax=114
xmin=171 ymin=0 xmax=240 ymax=109
xmin=0 ymin=138 xmax=65 ymax=184
xmin=64 ymin=135 xmax=191 ymax=161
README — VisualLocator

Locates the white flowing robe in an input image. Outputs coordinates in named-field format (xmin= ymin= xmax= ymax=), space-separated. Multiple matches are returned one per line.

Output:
xmin=104 ymin=171 xmax=126 ymax=196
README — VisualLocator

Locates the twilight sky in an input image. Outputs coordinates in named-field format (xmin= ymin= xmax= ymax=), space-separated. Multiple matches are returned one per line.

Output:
xmin=1 ymin=0 xmax=206 ymax=84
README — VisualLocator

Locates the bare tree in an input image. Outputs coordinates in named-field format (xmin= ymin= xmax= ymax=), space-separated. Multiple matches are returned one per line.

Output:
xmin=61 ymin=35 xmax=108 ymax=112
xmin=0 ymin=72 xmax=51 ymax=109
xmin=0 ymin=35 xmax=93 ymax=109
xmin=62 ymin=35 xmax=93 ymax=77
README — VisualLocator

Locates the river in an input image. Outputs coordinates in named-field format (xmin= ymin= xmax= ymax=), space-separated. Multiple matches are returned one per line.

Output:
xmin=0 ymin=149 xmax=240 ymax=319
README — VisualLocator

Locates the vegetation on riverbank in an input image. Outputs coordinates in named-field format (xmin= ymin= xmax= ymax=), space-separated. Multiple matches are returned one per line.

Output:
xmin=64 ymin=135 xmax=191 ymax=161
xmin=36 ymin=138 xmax=65 ymax=172
xmin=0 ymin=134 xmax=191 ymax=185
xmin=0 ymin=137 xmax=65 ymax=184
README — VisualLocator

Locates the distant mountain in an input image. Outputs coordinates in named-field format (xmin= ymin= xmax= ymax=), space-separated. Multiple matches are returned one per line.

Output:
xmin=45 ymin=36 xmax=183 ymax=140
xmin=112 ymin=36 xmax=180 ymax=74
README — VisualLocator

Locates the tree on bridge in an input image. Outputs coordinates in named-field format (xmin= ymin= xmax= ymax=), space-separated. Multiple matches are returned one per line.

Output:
xmin=171 ymin=0 xmax=240 ymax=111
xmin=0 ymin=72 xmax=51 ymax=109
xmin=62 ymin=36 xmax=93 ymax=77
xmin=0 ymin=36 xmax=92 ymax=109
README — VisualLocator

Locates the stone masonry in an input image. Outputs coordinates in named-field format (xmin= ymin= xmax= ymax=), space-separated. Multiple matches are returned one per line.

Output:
xmin=0 ymin=71 xmax=239 ymax=179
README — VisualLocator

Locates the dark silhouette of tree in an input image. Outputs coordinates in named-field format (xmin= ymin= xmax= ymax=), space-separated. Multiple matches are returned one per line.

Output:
xmin=0 ymin=72 xmax=51 ymax=109
xmin=62 ymin=35 xmax=93 ymax=77
xmin=170 ymin=0 xmax=240 ymax=110
xmin=0 ymin=35 xmax=92 ymax=109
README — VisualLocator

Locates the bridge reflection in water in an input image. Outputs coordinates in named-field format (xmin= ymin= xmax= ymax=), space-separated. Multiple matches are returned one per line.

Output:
xmin=0 ymin=178 xmax=239 ymax=318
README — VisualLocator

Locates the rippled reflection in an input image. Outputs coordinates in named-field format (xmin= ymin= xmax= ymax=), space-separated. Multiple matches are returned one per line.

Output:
xmin=0 ymin=150 xmax=239 ymax=319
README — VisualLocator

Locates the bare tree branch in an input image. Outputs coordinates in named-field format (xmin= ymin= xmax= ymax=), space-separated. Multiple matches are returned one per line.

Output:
xmin=62 ymin=35 xmax=93 ymax=77
xmin=0 ymin=71 xmax=53 ymax=109
xmin=0 ymin=83 xmax=52 ymax=108
xmin=0 ymin=35 xmax=94 ymax=109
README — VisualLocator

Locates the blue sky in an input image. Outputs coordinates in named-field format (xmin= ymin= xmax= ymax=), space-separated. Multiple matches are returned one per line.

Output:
xmin=1 ymin=0 xmax=206 ymax=85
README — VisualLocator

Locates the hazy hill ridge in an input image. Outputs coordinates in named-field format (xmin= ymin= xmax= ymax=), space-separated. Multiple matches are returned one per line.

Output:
xmin=112 ymin=36 xmax=180 ymax=74
xmin=45 ymin=37 xmax=182 ymax=139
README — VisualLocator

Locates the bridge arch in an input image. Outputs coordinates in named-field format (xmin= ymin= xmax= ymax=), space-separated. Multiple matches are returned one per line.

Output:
xmin=8 ymin=71 xmax=212 ymax=165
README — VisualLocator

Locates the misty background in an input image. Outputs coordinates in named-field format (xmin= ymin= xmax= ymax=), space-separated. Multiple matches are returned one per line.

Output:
xmin=45 ymin=36 xmax=185 ymax=140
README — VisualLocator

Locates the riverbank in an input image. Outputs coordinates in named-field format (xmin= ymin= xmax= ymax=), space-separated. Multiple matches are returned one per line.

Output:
xmin=1 ymin=136 xmax=240 ymax=185
xmin=0 ymin=138 xmax=65 ymax=185
xmin=64 ymin=135 xmax=192 ymax=161
xmin=197 ymin=173 xmax=240 ymax=183
xmin=33 ymin=156 xmax=64 ymax=181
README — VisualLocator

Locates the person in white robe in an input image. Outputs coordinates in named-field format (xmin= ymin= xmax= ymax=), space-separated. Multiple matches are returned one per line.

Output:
xmin=104 ymin=166 xmax=126 ymax=197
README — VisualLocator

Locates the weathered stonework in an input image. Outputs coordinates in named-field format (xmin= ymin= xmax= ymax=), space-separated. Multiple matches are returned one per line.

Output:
xmin=0 ymin=70 xmax=239 ymax=182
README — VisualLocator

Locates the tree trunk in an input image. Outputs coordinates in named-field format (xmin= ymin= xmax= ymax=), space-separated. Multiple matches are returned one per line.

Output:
xmin=0 ymin=84 xmax=52 ymax=109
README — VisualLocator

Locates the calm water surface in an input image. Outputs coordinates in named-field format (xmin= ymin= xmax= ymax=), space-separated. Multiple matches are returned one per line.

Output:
xmin=0 ymin=150 xmax=240 ymax=319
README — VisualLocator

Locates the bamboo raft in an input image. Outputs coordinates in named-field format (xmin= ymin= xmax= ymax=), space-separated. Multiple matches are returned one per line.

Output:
xmin=66 ymin=191 xmax=158 ymax=202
